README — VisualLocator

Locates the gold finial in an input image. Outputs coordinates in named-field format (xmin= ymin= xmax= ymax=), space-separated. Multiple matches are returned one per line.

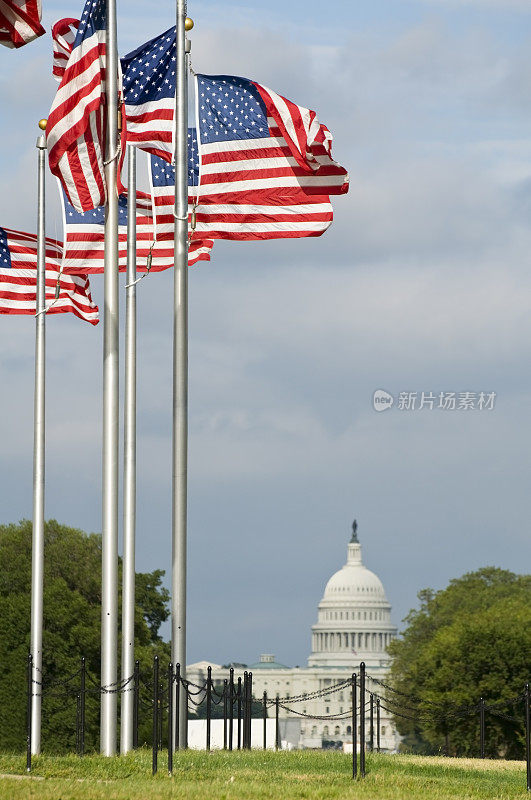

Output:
xmin=38 ymin=119 xmax=48 ymax=130
xmin=184 ymin=17 xmax=194 ymax=31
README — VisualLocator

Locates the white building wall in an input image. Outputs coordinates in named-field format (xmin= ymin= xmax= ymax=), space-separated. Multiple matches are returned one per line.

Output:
xmin=187 ymin=661 xmax=399 ymax=752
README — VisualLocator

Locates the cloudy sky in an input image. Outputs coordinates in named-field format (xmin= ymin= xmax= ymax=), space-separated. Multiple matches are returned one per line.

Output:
xmin=1 ymin=0 xmax=531 ymax=668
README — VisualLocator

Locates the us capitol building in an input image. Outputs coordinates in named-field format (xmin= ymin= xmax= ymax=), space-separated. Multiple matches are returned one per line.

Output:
xmin=187 ymin=521 xmax=400 ymax=750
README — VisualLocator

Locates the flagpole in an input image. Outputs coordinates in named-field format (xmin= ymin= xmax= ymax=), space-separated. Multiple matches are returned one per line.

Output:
xmin=120 ymin=145 xmax=136 ymax=754
xmin=30 ymin=119 xmax=48 ymax=757
xmin=101 ymin=0 xmax=120 ymax=756
xmin=172 ymin=2 xmax=192 ymax=748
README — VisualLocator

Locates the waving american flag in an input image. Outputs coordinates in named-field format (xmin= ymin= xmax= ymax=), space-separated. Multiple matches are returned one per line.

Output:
xmin=195 ymin=74 xmax=349 ymax=202
xmin=46 ymin=0 xmax=125 ymax=213
xmin=0 ymin=227 xmax=99 ymax=324
xmin=0 ymin=0 xmax=44 ymax=48
xmin=175 ymin=74 xmax=348 ymax=240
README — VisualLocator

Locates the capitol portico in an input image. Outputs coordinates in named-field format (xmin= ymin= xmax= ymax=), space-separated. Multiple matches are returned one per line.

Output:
xmin=187 ymin=521 xmax=400 ymax=750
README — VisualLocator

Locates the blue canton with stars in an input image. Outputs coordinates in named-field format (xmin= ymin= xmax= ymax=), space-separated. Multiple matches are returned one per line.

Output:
xmin=196 ymin=75 xmax=269 ymax=145
xmin=151 ymin=129 xmax=199 ymax=188
xmin=0 ymin=228 xmax=12 ymax=268
xmin=74 ymin=0 xmax=106 ymax=47
xmin=121 ymin=27 xmax=176 ymax=104
xmin=64 ymin=191 xmax=129 ymax=224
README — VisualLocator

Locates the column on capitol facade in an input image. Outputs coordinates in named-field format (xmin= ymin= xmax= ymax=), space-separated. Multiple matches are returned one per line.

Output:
xmin=186 ymin=520 xmax=399 ymax=750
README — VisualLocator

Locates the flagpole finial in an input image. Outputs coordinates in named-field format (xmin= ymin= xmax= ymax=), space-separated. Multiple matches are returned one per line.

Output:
xmin=38 ymin=119 xmax=47 ymax=130
xmin=184 ymin=17 xmax=194 ymax=31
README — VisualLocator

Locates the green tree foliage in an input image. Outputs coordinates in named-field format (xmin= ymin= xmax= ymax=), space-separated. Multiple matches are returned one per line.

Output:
xmin=0 ymin=520 xmax=170 ymax=753
xmin=387 ymin=567 xmax=531 ymax=758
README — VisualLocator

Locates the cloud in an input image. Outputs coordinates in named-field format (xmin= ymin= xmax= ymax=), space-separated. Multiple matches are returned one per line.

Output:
xmin=104 ymin=248 xmax=529 ymax=495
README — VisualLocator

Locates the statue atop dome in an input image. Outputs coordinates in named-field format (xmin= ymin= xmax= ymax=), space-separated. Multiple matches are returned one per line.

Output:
xmin=350 ymin=519 xmax=359 ymax=543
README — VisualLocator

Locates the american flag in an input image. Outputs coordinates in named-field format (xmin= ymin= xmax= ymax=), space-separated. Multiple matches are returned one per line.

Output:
xmin=46 ymin=0 xmax=125 ymax=213
xmin=51 ymin=17 xmax=78 ymax=81
xmin=60 ymin=187 xmax=213 ymax=274
xmin=150 ymin=129 xmax=333 ymax=241
xmin=0 ymin=227 xmax=99 ymax=324
xmin=191 ymin=74 xmax=348 ymax=239
xmin=121 ymin=27 xmax=176 ymax=163
xmin=0 ymin=0 xmax=45 ymax=49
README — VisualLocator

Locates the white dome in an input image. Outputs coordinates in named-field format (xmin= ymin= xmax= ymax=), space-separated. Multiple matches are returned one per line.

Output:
xmin=308 ymin=530 xmax=397 ymax=669
xmin=324 ymin=563 xmax=387 ymax=601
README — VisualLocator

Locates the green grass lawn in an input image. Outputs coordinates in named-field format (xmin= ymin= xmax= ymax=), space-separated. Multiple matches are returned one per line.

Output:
xmin=0 ymin=750 xmax=527 ymax=800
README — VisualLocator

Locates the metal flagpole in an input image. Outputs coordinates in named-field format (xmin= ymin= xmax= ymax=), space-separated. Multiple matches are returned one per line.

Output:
xmin=172 ymin=2 xmax=192 ymax=749
xmin=120 ymin=145 xmax=137 ymax=754
xmin=30 ymin=119 xmax=48 ymax=756
xmin=101 ymin=0 xmax=120 ymax=756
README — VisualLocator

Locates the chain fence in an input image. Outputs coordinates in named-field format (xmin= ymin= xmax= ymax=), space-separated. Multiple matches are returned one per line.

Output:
xmin=24 ymin=654 xmax=531 ymax=790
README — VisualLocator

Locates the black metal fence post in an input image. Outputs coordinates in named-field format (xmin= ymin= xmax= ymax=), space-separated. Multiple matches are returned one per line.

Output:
xmin=223 ymin=679 xmax=228 ymax=750
xmin=26 ymin=653 xmax=32 ymax=773
xmin=80 ymin=656 xmax=86 ymax=756
xmin=525 ymin=683 xmax=530 ymax=792
xmin=229 ymin=668 xmax=234 ymax=751
xmin=244 ymin=673 xmax=248 ymax=750
xmin=175 ymin=664 xmax=181 ymax=752
xmin=359 ymin=662 xmax=366 ymax=778
xmin=159 ymin=681 xmax=164 ymax=751
xmin=168 ymin=662 xmax=173 ymax=774
xmin=275 ymin=695 xmax=280 ymax=751
xmin=369 ymin=693 xmax=374 ymax=752
xmin=352 ymin=673 xmax=357 ymax=779
xmin=263 ymin=691 xmax=267 ymax=750
xmin=184 ymin=680 xmax=189 ymax=752
xmin=242 ymin=672 xmax=247 ymax=749
xmin=152 ymin=655 xmax=159 ymax=776
xmin=480 ymin=697 xmax=485 ymax=759
xmin=237 ymin=676 xmax=242 ymax=750
xmin=246 ymin=672 xmax=250 ymax=749
xmin=206 ymin=666 xmax=212 ymax=752
xmin=133 ymin=660 xmax=139 ymax=750
xmin=248 ymin=672 xmax=253 ymax=750
xmin=76 ymin=694 xmax=81 ymax=755
xmin=376 ymin=697 xmax=381 ymax=753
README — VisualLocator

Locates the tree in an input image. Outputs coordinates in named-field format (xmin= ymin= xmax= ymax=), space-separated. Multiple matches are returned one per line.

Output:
xmin=0 ymin=519 xmax=170 ymax=753
xmin=387 ymin=567 xmax=531 ymax=758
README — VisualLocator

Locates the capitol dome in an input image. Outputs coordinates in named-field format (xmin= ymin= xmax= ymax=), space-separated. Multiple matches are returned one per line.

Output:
xmin=324 ymin=552 xmax=387 ymax=600
xmin=308 ymin=521 xmax=397 ymax=668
